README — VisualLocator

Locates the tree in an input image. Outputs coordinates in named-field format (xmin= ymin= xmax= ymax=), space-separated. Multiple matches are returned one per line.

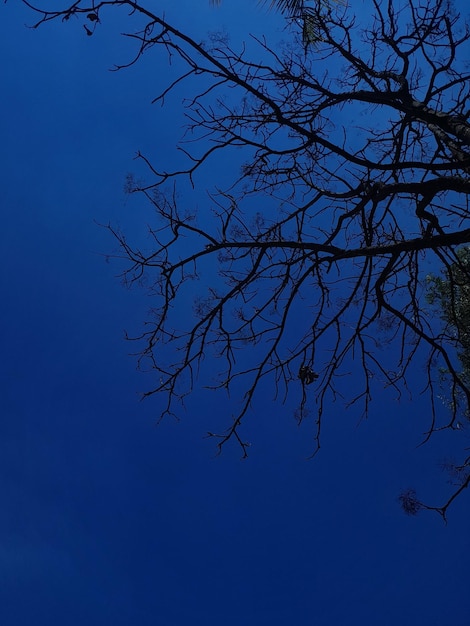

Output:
xmin=416 ymin=246 xmax=470 ymax=521
xmin=22 ymin=0 xmax=470 ymax=518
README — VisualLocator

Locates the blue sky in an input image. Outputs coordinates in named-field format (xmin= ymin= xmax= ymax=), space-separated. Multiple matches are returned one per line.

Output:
xmin=1 ymin=1 xmax=470 ymax=624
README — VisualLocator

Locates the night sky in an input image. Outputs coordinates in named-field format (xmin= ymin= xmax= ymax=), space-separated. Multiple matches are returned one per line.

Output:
xmin=1 ymin=1 xmax=470 ymax=624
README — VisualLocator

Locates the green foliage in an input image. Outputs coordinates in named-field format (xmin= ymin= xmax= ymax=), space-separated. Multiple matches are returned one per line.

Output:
xmin=264 ymin=0 xmax=341 ymax=46
xmin=426 ymin=247 xmax=470 ymax=387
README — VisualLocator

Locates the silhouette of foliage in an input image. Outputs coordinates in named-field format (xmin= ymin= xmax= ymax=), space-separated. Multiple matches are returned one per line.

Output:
xmin=398 ymin=489 xmax=422 ymax=516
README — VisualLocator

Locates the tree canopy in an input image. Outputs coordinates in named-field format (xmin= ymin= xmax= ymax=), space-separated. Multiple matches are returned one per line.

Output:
xmin=22 ymin=0 xmax=470 ymax=519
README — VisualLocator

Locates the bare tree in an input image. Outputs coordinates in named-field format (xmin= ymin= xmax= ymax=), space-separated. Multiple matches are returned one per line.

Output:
xmin=22 ymin=0 xmax=470 ymax=517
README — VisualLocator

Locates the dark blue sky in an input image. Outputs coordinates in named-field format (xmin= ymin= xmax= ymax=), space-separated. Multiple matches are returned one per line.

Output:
xmin=1 ymin=1 xmax=470 ymax=624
